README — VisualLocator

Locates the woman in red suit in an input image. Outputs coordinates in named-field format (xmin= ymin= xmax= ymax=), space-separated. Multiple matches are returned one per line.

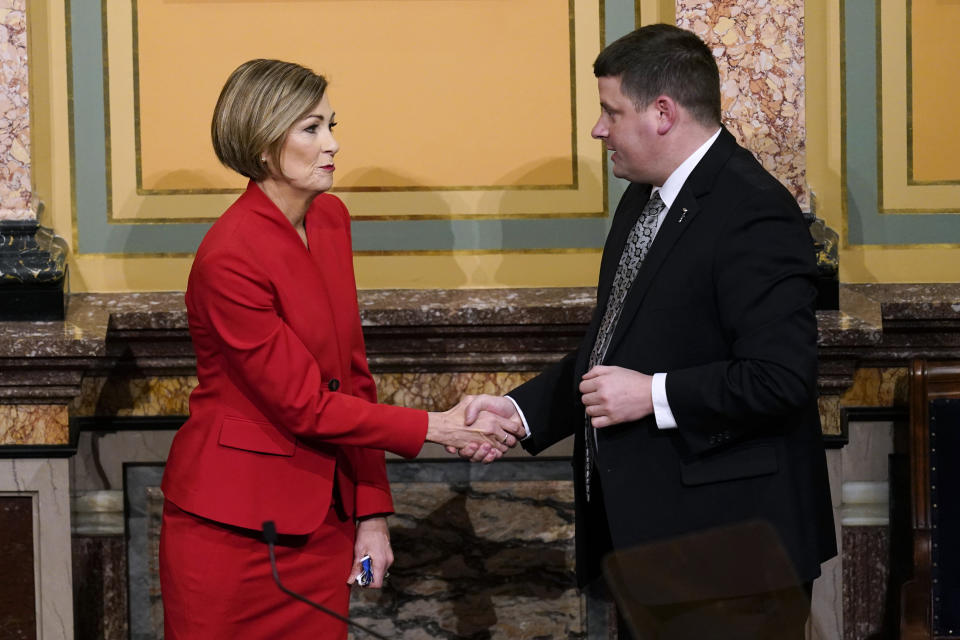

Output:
xmin=160 ymin=59 xmax=519 ymax=639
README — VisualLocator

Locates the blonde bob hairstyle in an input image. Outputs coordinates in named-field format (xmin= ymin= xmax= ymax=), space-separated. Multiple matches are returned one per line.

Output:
xmin=211 ymin=59 xmax=328 ymax=181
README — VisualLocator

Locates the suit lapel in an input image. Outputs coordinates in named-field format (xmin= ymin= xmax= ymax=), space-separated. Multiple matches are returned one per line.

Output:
xmin=304 ymin=202 xmax=349 ymax=373
xmin=602 ymin=128 xmax=738 ymax=360
xmin=576 ymin=184 xmax=652 ymax=377
xmin=596 ymin=184 xmax=653 ymax=306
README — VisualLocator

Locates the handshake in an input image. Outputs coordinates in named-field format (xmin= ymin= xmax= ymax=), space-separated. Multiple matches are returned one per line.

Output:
xmin=425 ymin=395 xmax=525 ymax=463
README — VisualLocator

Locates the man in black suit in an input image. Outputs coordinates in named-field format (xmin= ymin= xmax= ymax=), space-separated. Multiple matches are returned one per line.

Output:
xmin=462 ymin=24 xmax=837 ymax=638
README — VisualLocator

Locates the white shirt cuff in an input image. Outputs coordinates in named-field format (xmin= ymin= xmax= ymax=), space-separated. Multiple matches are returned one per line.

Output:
xmin=652 ymin=372 xmax=678 ymax=430
xmin=504 ymin=395 xmax=532 ymax=439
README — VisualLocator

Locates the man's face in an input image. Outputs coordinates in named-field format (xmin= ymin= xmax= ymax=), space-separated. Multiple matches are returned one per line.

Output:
xmin=591 ymin=76 xmax=662 ymax=185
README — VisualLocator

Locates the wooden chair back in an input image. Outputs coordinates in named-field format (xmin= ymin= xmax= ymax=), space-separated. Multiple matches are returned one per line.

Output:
xmin=901 ymin=361 xmax=960 ymax=639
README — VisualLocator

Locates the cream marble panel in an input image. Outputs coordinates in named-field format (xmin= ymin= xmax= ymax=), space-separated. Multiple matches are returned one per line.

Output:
xmin=0 ymin=458 xmax=73 ymax=639
xmin=809 ymin=555 xmax=842 ymax=640
xmin=808 ymin=448 xmax=844 ymax=640
xmin=841 ymin=420 xmax=894 ymax=484
xmin=70 ymin=430 xmax=176 ymax=492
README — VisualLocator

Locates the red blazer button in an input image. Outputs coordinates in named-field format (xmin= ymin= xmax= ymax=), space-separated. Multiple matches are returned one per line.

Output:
xmin=327 ymin=378 xmax=340 ymax=392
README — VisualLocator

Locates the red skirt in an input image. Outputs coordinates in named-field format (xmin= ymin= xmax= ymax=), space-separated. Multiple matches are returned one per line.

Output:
xmin=160 ymin=499 xmax=355 ymax=639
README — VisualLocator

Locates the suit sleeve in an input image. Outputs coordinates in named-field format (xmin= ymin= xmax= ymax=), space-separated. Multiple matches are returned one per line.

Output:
xmin=342 ymin=212 xmax=394 ymax=518
xmin=665 ymin=187 xmax=819 ymax=455
xmin=509 ymin=351 xmax=583 ymax=455
xmin=191 ymin=247 xmax=428 ymax=459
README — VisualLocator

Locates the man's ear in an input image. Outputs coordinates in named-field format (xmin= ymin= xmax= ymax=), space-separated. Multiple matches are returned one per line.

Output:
xmin=653 ymin=95 xmax=678 ymax=135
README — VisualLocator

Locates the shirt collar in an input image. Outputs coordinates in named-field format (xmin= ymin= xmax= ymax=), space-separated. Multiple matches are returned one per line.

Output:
xmin=653 ymin=128 xmax=722 ymax=209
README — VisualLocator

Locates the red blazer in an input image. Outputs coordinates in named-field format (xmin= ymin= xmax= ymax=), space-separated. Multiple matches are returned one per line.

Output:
xmin=162 ymin=181 xmax=428 ymax=534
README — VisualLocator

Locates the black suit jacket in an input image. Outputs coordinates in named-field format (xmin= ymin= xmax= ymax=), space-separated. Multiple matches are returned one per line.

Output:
xmin=511 ymin=129 xmax=837 ymax=586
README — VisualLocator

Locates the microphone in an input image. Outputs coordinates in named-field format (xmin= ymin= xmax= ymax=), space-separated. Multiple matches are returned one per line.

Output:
xmin=261 ymin=521 xmax=389 ymax=640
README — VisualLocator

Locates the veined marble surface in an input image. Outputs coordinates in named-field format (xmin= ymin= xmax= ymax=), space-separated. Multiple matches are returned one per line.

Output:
xmin=0 ymin=404 xmax=69 ymax=445
xmin=0 ymin=0 xmax=33 ymax=220
xmin=2 ymin=285 xmax=960 ymax=360
xmin=678 ymin=0 xmax=809 ymax=209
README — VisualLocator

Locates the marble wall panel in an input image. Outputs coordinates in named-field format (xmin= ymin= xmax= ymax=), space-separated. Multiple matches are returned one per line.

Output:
xmin=841 ymin=421 xmax=894 ymax=484
xmin=126 ymin=462 xmax=585 ymax=640
xmin=0 ymin=0 xmax=33 ymax=220
xmin=71 ymin=431 xmax=176 ymax=492
xmin=0 ymin=404 xmax=69 ymax=444
xmin=350 ymin=479 xmax=580 ymax=639
xmin=0 ymin=458 xmax=73 ymax=639
xmin=677 ymin=0 xmax=809 ymax=208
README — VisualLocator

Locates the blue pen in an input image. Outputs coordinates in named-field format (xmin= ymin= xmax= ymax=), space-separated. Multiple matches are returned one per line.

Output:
xmin=357 ymin=555 xmax=373 ymax=587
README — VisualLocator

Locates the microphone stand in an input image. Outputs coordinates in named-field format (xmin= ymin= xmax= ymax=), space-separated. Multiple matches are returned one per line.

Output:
xmin=262 ymin=521 xmax=389 ymax=640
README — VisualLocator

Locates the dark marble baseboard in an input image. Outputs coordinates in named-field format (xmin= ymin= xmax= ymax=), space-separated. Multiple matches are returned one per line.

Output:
xmin=72 ymin=536 xmax=127 ymax=640
xmin=842 ymin=526 xmax=890 ymax=640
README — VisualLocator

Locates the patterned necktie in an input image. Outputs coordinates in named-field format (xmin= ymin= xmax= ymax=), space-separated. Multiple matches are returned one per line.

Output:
xmin=584 ymin=191 xmax=666 ymax=501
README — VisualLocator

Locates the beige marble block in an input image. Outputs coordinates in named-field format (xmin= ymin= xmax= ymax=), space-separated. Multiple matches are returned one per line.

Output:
xmin=818 ymin=394 xmax=842 ymax=437
xmin=677 ymin=0 xmax=809 ymax=209
xmin=0 ymin=404 xmax=69 ymax=444
xmin=840 ymin=367 xmax=908 ymax=408
xmin=70 ymin=376 xmax=198 ymax=417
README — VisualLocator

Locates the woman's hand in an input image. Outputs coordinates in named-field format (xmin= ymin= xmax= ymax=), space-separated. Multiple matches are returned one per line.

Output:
xmin=348 ymin=517 xmax=393 ymax=589
xmin=425 ymin=397 xmax=524 ymax=463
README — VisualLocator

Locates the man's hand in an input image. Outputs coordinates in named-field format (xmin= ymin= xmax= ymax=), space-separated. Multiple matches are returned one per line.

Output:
xmin=444 ymin=395 xmax=525 ymax=461
xmin=348 ymin=517 xmax=393 ymax=589
xmin=580 ymin=365 xmax=653 ymax=428
xmin=426 ymin=397 xmax=523 ymax=463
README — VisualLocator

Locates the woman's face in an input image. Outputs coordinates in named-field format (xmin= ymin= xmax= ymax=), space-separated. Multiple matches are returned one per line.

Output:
xmin=273 ymin=94 xmax=339 ymax=195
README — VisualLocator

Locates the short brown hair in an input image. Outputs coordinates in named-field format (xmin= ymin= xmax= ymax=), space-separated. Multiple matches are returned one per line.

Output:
xmin=594 ymin=24 xmax=721 ymax=127
xmin=211 ymin=59 xmax=328 ymax=181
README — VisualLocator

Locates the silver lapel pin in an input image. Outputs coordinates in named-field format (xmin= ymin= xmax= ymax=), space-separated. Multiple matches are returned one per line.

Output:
xmin=678 ymin=207 xmax=688 ymax=223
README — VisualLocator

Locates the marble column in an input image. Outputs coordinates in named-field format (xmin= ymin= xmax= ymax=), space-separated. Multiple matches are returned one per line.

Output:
xmin=676 ymin=0 xmax=838 ymax=309
xmin=677 ymin=0 xmax=808 ymax=207
xmin=0 ymin=0 xmax=67 ymax=320
xmin=0 ymin=4 xmax=74 ymax=638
